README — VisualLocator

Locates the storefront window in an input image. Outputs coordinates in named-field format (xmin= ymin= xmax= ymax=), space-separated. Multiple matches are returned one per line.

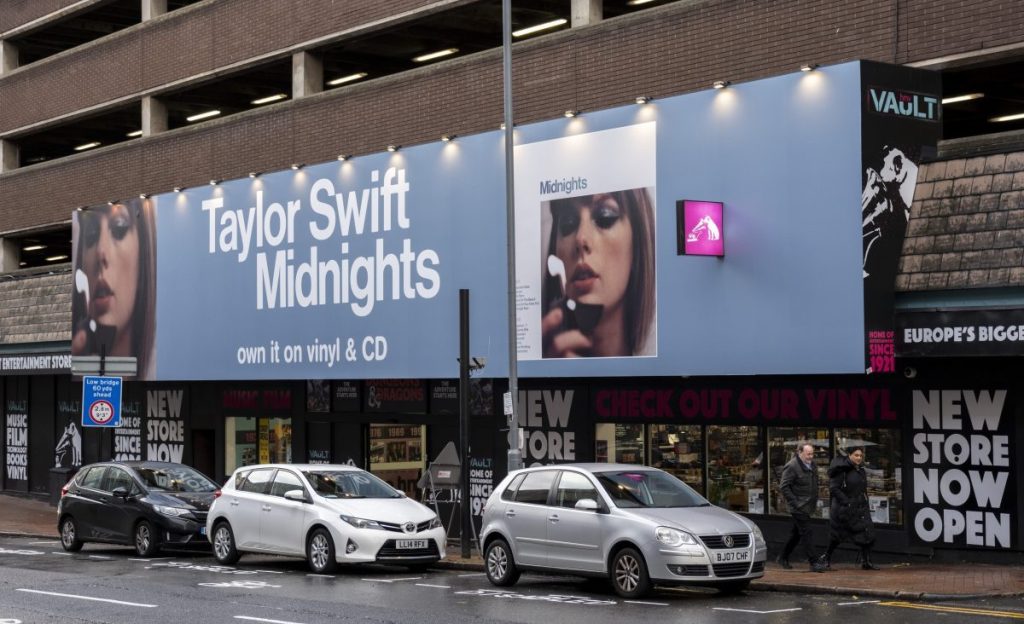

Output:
xmin=369 ymin=424 xmax=425 ymax=499
xmin=649 ymin=425 xmax=704 ymax=494
xmin=834 ymin=428 xmax=902 ymax=525
xmin=226 ymin=417 xmax=257 ymax=474
xmin=266 ymin=417 xmax=292 ymax=464
xmin=768 ymin=427 xmax=830 ymax=518
xmin=707 ymin=426 xmax=764 ymax=513
xmin=225 ymin=416 xmax=291 ymax=475
xmin=595 ymin=423 xmax=644 ymax=464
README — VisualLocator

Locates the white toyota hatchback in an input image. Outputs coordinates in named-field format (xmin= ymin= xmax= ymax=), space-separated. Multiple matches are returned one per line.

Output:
xmin=207 ymin=464 xmax=445 ymax=573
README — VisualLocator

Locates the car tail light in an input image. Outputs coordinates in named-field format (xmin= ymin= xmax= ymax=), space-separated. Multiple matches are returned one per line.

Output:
xmin=60 ymin=485 xmax=69 ymax=498
xmin=213 ymin=489 xmax=222 ymax=499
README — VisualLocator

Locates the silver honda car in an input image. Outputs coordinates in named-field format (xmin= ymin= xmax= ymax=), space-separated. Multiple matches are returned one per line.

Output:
xmin=480 ymin=463 xmax=767 ymax=598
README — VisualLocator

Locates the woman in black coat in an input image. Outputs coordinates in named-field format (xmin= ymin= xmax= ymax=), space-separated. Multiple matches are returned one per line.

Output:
xmin=820 ymin=447 xmax=879 ymax=570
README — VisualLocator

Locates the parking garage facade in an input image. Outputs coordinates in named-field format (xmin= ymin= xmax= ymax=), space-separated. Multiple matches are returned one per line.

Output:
xmin=2 ymin=0 xmax=1024 ymax=562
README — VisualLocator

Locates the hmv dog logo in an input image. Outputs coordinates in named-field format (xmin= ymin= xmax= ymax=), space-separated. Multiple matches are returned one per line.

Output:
xmin=677 ymin=200 xmax=725 ymax=256
xmin=687 ymin=215 xmax=721 ymax=243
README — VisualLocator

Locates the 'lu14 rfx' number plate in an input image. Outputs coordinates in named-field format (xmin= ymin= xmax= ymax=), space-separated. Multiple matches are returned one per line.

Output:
xmin=397 ymin=539 xmax=428 ymax=549
xmin=713 ymin=549 xmax=750 ymax=563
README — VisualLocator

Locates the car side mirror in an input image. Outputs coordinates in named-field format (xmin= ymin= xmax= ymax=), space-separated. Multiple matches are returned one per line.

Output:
xmin=575 ymin=498 xmax=600 ymax=512
xmin=393 ymin=487 xmax=407 ymax=498
xmin=111 ymin=486 xmax=130 ymax=500
xmin=284 ymin=489 xmax=308 ymax=502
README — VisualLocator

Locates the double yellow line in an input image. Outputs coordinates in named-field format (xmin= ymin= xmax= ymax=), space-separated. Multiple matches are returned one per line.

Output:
xmin=879 ymin=601 xmax=1024 ymax=620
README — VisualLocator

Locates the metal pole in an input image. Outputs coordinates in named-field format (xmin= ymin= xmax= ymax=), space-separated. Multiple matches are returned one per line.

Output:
xmin=459 ymin=289 xmax=472 ymax=558
xmin=502 ymin=0 xmax=523 ymax=473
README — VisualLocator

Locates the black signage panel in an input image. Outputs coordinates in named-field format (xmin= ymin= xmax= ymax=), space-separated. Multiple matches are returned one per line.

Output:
xmin=859 ymin=61 xmax=942 ymax=374
xmin=896 ymin=308 xmax=1024 ymax=357
xmin=331 ymin=381 xmax=361 ymax=413
xmin=431 ymin=380 xmax=459 ymax=415
xmin=364 ymin=379 xmax=426 ymax=413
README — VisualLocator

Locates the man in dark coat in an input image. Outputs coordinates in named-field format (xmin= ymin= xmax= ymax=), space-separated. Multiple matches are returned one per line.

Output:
xmin=778 ymin=442 xmax=827 ymax=572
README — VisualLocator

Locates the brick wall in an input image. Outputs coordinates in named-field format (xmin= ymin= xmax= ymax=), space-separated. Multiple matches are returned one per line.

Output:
xmin=0 ymin=0 xmax=80 ymax=34
xmin=1 ymin=0 xmax=1023 ymax=232
xmin=0 ymin=269 xmax=72 ymax=344
xmin=0 ymin=0 xmax=453 ymax=132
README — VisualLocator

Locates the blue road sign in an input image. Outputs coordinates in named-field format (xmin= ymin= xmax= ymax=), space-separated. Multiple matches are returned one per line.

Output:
xmin=82 ymin=376 xmax=122 ymax=427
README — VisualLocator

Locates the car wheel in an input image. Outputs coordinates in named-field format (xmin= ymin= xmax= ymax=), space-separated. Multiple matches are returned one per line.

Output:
xmin=484 ymin=538 xmax=520 ymax=587
xmin=307 ymin=527 xmax=337 ymax=574
xmin=134 ymin=520 xmax=160 ymax=557
xmin=715 ymin=579 xmax=751 ymax=595
xmin=212 ymin=522 xmax=241 ymax=565
xmin=59 ymin=516 xmax=83 ymax=552
xmin=610 ymin=547 xmax=651 ymax=598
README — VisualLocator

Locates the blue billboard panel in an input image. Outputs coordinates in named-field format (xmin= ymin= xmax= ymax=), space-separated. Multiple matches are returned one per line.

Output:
xmin=72 ymin=61 xmax=880 ymax=380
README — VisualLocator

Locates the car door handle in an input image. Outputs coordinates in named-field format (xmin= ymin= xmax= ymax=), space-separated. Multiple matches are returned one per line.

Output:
xmin=261 ymin=505 xmax=272 ymax=511
xmin=505 ymin=509 xmax=516 ymax=517
xmin=548 ymin=514 xmax=559 ymax=523
xmin=229 ymin=500 xmax=239 ymax=506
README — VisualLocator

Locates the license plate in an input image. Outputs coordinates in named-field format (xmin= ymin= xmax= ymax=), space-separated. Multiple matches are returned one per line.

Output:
xmin=199 ymin=526 xmax=207 ymax=536
xmin=396 ymin=539 xmax=427 ymax=549
xmin=714 ymin=549 xmax=749 ymax=563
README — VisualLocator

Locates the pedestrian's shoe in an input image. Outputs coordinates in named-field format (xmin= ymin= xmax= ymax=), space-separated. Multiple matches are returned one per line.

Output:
xmin=810 ymin=560 xmax=827 ymax=573
xmin=775 ymin=555 xmax=792 ymax=570
xmin=816 ymin=554 xmax=832 ymax=571
xmin=861 ymin=557 xmax=880 ymax=571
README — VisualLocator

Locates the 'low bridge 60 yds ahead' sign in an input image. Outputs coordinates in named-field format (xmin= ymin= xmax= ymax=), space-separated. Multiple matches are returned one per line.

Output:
xmin=82 ymin=376 xmax=122 ymax=427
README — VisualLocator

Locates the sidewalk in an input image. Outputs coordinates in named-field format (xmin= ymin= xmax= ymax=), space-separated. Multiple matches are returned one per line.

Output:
xmin=4 ymin=493 xmax=1021 ymax=600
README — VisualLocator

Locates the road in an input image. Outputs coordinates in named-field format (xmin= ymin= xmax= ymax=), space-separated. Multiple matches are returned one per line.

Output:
xmin=0 ymin=535 xmax=1020 ymax=623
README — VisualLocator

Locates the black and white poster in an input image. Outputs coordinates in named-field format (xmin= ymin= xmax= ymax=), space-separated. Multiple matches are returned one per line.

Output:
xmin=909 ymin=388 xmax=1016 ymax=549
xmin=5 ymin=401 xmax=29 ymax=490
xmin=331 ymin=381 xmax=361 ymax=413
xmin=54 ymin=399 xmax=82 ymax=468
xmin=113 ymin=399 xmax=143 ymax=461
xmin=146 ymin=389 xmax=185 ymax=463
xmin=860 ymin=62 xmax=942 ymax=374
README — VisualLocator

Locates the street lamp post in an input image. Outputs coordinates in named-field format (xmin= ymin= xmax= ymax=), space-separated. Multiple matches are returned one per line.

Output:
xmin=502 ymin=0 xmax=523 ymax=473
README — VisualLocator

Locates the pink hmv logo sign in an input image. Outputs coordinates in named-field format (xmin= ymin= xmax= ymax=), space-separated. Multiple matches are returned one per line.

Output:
xmin=677 ymin=200 xmax=724 ymax=256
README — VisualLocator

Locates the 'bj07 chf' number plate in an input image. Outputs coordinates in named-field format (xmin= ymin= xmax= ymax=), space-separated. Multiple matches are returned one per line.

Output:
xmin=714 ymin=550 xmax=749 ymax=563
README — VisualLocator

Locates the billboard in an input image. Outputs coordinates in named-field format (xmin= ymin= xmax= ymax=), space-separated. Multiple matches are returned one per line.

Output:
xmin=72 ymin=61 xmax=931 ymax=381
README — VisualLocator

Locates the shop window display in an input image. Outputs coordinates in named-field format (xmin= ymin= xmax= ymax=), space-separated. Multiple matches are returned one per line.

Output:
xmin=833 ymin=428 xmax=902 ymax=525
xmin=370 ymin=424 xmax=425 ymax=499
xmin=595 ymin=423 xmax=644 ymax=465
xmin=649 ymin=425 xmax=704 ymax=494
xmin=768 ymin=428 xmax=831 ymax=518
xmin=707 ymin=426 xmax=764 ymax=513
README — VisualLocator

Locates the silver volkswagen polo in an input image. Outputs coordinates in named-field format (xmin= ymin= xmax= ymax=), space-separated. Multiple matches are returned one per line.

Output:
xmin=480 ymin=463 xmax=767 ymax=598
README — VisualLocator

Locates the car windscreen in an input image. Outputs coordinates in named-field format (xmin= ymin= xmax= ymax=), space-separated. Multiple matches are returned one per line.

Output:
xmin=595 ymin=470 xmax=709 ymax=508
xmin=131 ymin=465 xmax=218 ymax=493
xmin=302 ymin=470 xmax=402 ymax=499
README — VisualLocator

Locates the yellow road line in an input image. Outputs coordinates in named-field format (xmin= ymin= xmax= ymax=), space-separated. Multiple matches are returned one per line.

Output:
xmin=878 ymin=601 xmax=1024 ymax=619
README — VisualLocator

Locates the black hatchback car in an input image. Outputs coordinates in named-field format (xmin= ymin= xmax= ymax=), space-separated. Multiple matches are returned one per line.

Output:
xmin=57 ymin=461 xmax=219 ymax=556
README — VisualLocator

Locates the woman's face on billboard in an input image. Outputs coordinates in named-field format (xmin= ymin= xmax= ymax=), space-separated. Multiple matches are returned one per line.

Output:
xmin=81 ymin=204 xmax=139 ymax=343
xmin=553 ymin=194 xmax=633 ymax=313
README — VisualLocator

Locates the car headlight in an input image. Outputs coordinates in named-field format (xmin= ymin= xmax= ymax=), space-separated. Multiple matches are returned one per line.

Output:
xmin=427 ymin=516 xmax=442 ymax=530
xmin=655 ymin=526 xmax=698 ymax=547
xmin=751 ymin=523 xmax=766 ymax=548
xmin=340 ymin=515 xmax=383 ymax=530
xmin=153 ymin=505 xmax=191 ymax=518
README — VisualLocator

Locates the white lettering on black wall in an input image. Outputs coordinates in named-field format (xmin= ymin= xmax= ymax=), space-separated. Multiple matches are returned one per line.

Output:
xmin=146 ymin=390 xmax=185 ymax=463
xmin=910 ymin=390 xmax=1014 ymax=549
xmin=516 ymin=390 xmax=576 ymax=466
